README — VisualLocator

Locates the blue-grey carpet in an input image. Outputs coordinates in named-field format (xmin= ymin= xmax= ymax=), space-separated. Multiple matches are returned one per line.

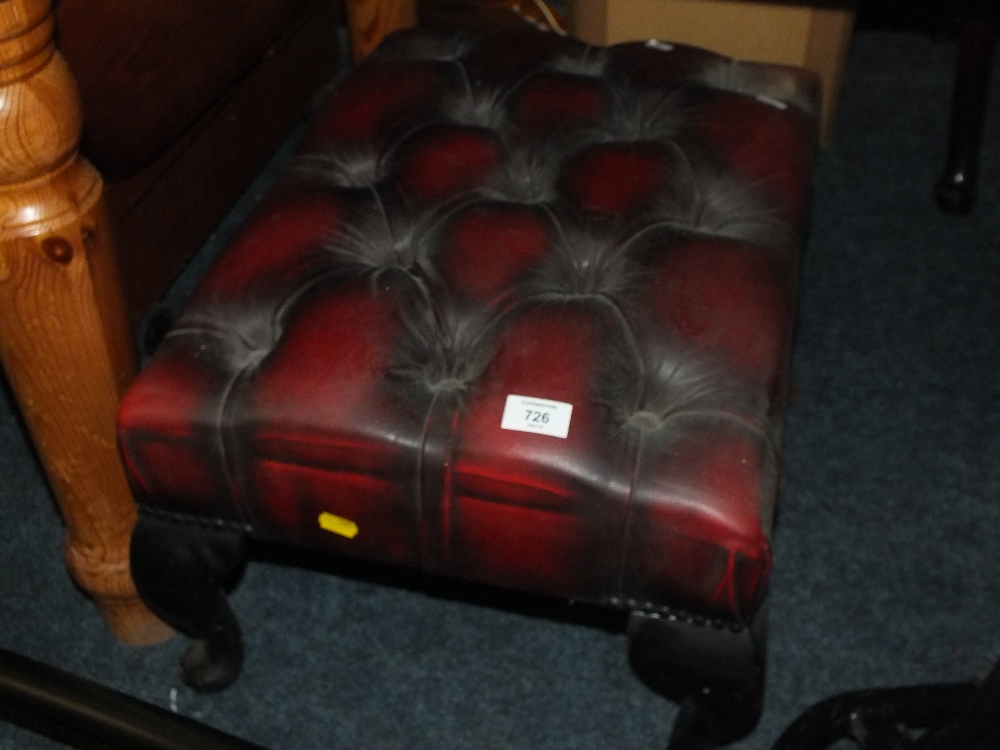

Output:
xmin=2 ymin=27 xmax=1000 ymax=750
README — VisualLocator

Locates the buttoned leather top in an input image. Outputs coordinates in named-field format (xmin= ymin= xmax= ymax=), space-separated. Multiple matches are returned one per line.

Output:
xmin=119 ymin=27 xmax=817 ymax=623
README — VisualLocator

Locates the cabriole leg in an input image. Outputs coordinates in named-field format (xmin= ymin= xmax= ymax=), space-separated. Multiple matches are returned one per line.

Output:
xmin=130 ymin=513 xmax=248 ymax=693
xmin=628 ymin=607 xmax=767 ymax=749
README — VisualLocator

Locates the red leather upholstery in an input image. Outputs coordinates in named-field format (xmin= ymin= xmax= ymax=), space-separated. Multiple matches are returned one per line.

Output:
xmin=119 ymin=28 xmax=817 ymax=624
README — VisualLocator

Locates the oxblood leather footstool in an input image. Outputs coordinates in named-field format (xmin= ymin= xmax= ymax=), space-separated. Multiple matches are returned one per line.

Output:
xmin=119 ymin=26 xmax=816 ymax=748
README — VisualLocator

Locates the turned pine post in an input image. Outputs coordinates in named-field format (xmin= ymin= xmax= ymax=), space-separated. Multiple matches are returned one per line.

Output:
xmin=0 ymin=0 xmax=171 ymax=644
xmin=344 ymin=0 xmax=417 ymax=60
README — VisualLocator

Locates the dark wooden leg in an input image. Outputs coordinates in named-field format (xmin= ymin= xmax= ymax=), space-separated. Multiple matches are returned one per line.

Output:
xmin=130 ymin=513 xmax=248 ymax=693
xmin=936 ymin=1 xmax=999 ymax=213
xmin=0 ymin=0 xmax=171 ymax=646
xmin=628 ymin=608 xmax=767 ymax=748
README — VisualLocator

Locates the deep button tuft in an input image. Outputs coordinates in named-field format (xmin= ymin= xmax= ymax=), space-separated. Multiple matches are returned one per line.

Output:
xmin=648 ymin=152 xmax=794 ymax=249
xmin=324 ymin=198 xmax=438 ymax=277
xmin=430 ymin=377 xmax=466 ymax=393
xmin=624 ymin=353 xmax=766 ymax=436
xmin=169 ymin=302 xmax=285 ymax=373
xmin=528 ymin=219 xmax=639 ymax=299
xmin=598 ymin=85 xmax=685 ymax=143
xmin=391 ymin=308 xmax=496 ymax=396
xmin=628 ymin=410 xmax=664 ymax=431
xmin=440 ymin=84 xmax=509 ymax=130
xmin=483 ymin=145 xmax=564 ymax=204
xmin=549 ymin=47 xmax=610 ymax=78
xmin=292 ymin=146 xmax=388 ymax=188
xmin=693 ymin=59 xmax=817 ymax=116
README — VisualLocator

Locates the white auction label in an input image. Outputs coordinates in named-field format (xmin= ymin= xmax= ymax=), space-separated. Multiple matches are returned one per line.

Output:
xmin=500 ymin=395 xmax=573 ymax=439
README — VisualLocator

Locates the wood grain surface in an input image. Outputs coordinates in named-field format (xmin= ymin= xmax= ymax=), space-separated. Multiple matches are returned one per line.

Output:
xmin=345 ymin=0 xmax=417 ymax=59
xmin=0 ymin=0 xmax=171 ymax=645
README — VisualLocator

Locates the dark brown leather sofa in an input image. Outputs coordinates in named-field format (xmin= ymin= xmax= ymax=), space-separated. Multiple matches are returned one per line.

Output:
xmin=55 ymin=0 xmax=341 ymax=326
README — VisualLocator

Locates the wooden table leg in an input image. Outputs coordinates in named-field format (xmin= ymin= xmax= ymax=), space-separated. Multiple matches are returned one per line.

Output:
xmin=344 ymin=0 xmax=418 ymax=60
xmin=0 ymin=0 xmax=171 ymax=645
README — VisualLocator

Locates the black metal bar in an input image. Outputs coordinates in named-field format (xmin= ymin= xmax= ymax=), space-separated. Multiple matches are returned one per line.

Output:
xmin=771 ymin=682 xmax=976 ymax=750
xmin=0 ymin=647 xmax=267 ymax=750
xmin=935 ymin=0 xmax=999 ymax=212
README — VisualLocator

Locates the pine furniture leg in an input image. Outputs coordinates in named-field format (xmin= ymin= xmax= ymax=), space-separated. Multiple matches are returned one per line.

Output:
xmin=0 ymin=0 xmax=171 ymax=645
xmin=344 ymin=0 xmax=418 ymax=60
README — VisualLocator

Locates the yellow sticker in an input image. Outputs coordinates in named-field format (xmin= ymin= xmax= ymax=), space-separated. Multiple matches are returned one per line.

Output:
xmin=318 ymin=512 xmax=359 ymax=539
